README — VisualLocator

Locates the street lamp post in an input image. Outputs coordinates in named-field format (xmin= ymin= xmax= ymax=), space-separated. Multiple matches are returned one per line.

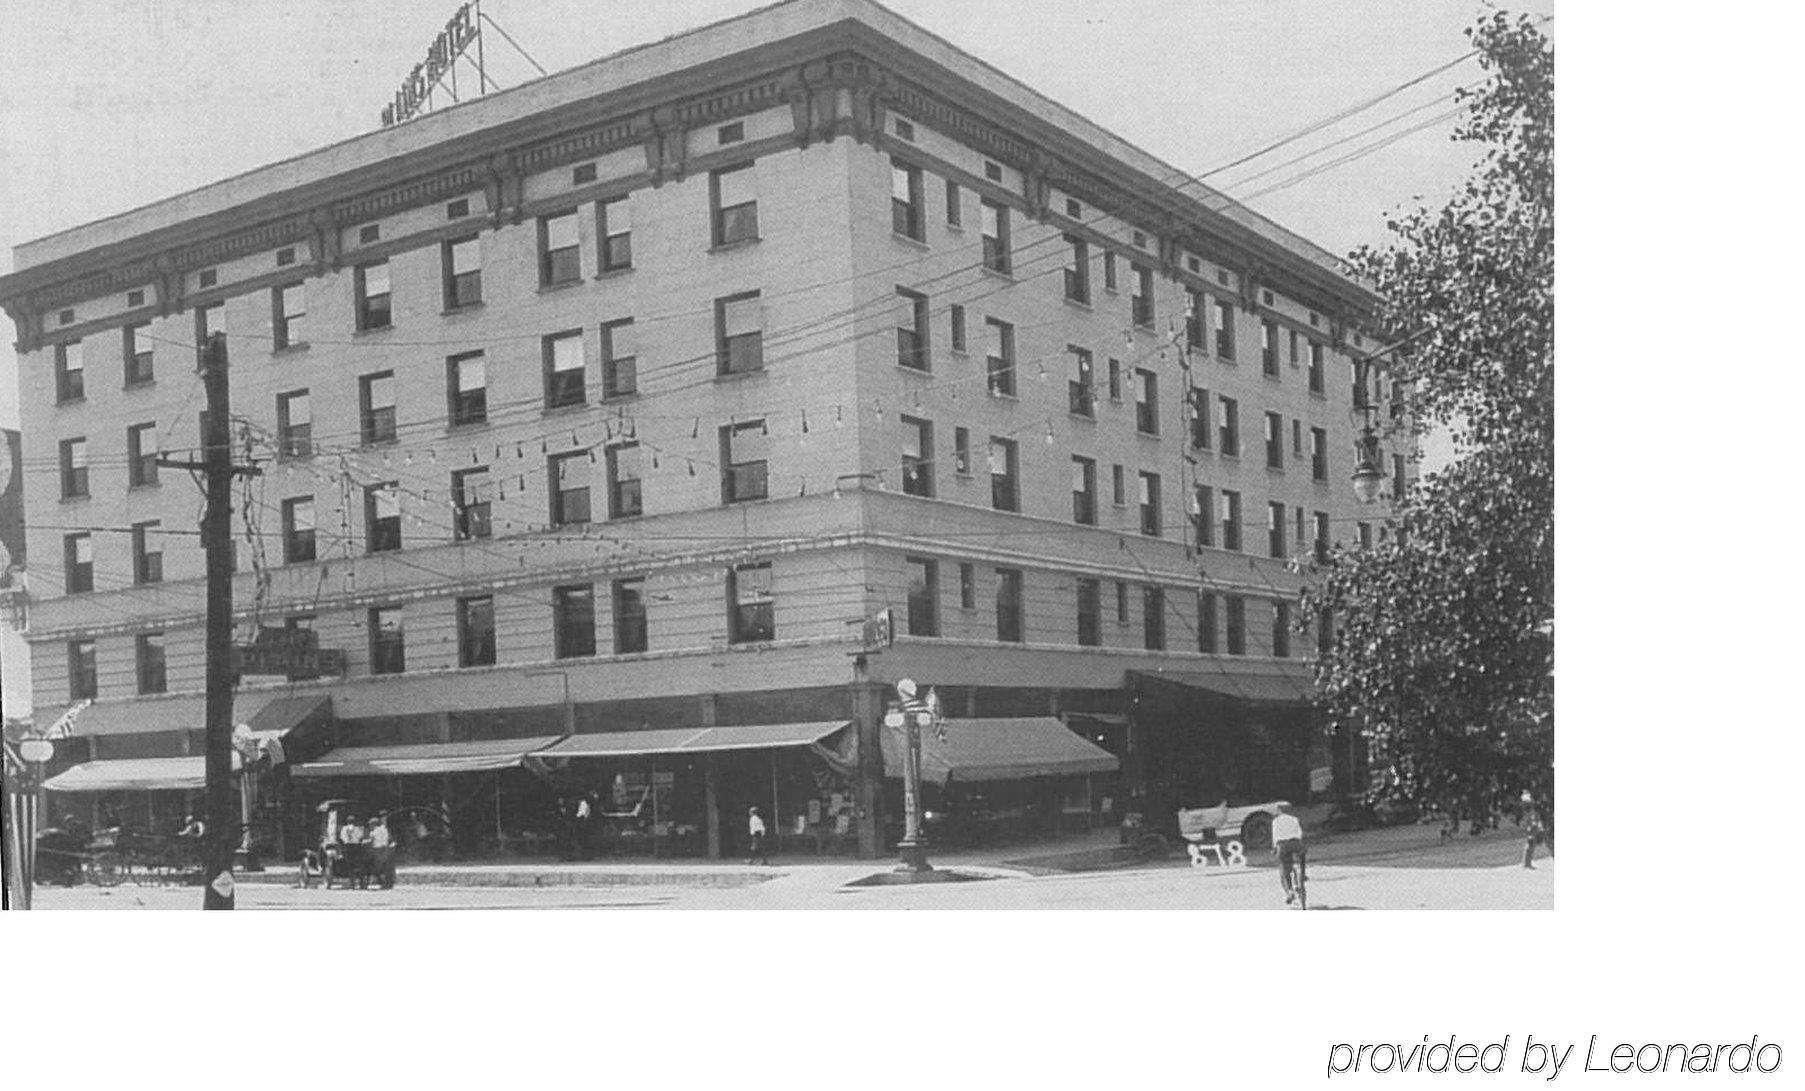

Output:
xmin=13 ymin=734 xmax=55 ymax=909
xmin=886 ymin=678 xmax=940 ymax=873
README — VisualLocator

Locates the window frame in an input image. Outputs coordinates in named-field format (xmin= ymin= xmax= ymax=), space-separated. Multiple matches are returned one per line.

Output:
xmin=64 ymin=532 xmax=94 ymax=593
xmin=905 ymin=556 xmax=940 ymax=638
xmin=549 ymin=450 xmax=593 ymax=526
xmin=277 ymin=390 xmax=313 ymax=458
xmin=354 ymin=260 xmax=392 ymax=332
xmin=727 ymin=561 xmax=775 ymax=645
xmin=554 ymin=584 xmax=598 ymax=660
xmin=613 ymin=577 xmax=649 ymax=654
xmin=988 ymin=436 xmax=1020 ymax=513
xmin=126 ymin=421 xmax=159 ymax=487
xmin=710 ymin=163 xmax=761 ymax=248
xmin=979 ymin=198 xmax=1011 ymax=274
xmin=899 ymin=414 xmax=934 ymax=498
xmin=542 ymin=330 xmax=587 ymax=410
xmin=452 ymin=466 xmax=493 ymax=541
xmin=891 ymin=159 xmax=925 ymax=242
xmin=601 ymin=317 xmax=637 ymax=399
xmin=597 ymin=196 xmax=633 ymax=272
xmin=538 ymin=209 xmax=582 ymax=287
xmin=457 ymin=595 xmax=498 ymax=668
xmin=131 ymin=520 xmax=163 ymax=584
xmin=368 ymin=606 xmax=407 ymax=675
xmin=442 ymin=235 xmax=483 ymax=310
xmin=447 ymin=352 xmax=488 ymax=427
xmin=715 ymin=291 xmax=765 ymax=376
xmin=606 ymin=442 xmax=644 ymax=518
xmin=282 ymin=497 xmax=317 ymax=564
xmin=994 ymin=567 xmax=1024 ymax=643
xmin=136 ymin=632 xmax=168 ymax=695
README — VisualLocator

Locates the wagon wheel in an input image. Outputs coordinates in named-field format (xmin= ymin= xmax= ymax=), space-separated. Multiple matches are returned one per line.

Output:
xmin=1239 ymin=812 xmax=1273 ymax=853
xmin=1136 ymin=832 xmax=1171 ymax=859
xmin=87 ymin=852 xmax=125 ymax=887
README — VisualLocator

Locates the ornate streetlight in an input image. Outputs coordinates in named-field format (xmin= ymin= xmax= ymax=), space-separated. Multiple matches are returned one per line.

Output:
xmin=884 ymin=678 xmax=942 ymax=873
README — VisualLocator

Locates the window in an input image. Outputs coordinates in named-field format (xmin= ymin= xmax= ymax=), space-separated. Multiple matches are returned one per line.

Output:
xmin=134 ymin=633 xmax=168 ymax=695
xmin=67 ymin=639 xmax=98 ymax=700
xmin=127 ymin=290 xmax=144 ymax=307
xmin=950 ymin=304 xmax=967 ymax=352
xmin=1311 ymin=428 xmax=1328 ymax=481
xmin=716 ymin=292 xmax=765 ymax=375
xmin=55 ymin=341 xmax=83 ymax=402
xmin=953 ymin=427 xmax=971 ymax=475
xmin=601 ymin=318 xmax=637 ymax=398
xmin=194 ymin=304 xmax=222 ymax=354
xmin=544 ymin=330 xmax=586 ymax=408
xmin=1214 ymin=299 xmax=1236 ymax=360
xmin=282 ymin=497 xmax=317 ymax=563
xmin=985 ymin=317 xmax=1015 ymax=395
xmin=369 ymin=606 xmax=406 ymax=675
xmin=728 ymin=562 xmax=774 ymax=644
xmin=1076 ymin=578 xmax=1101 ymax=647
xmin=900 ymin=415 xmax=933 ymax=498
xmin=1221 ymin=490 xmax=1243 ymax=551
xmin=1135 ymin=369 xmax=1159 ymax=434
xmin=277 ymin=390 xmax=312 ymax=457
xmin=905 ymin=557 xmax=939 ymax=637
xmin=357 ymin=225 xmax=379 ymax=245
xmin=711 ymin=164 xmax=759 ymax=247
xmin=123 ymin=323 xmax=154 ymax=385
xmin=892 ymin=117 xmax=914 ymax=141
xmin=980 ymin=199 xmax=1011 ymax=274
xmin=1071 ymin=456 xmax=1098 ymax=525
xmin=1293 ymin=418 xmax=1304 ymax=458
xmin=1143 ymin=586 xmax=1166 ymax=650
xmin=1197 ymin=591 xmax=1218 ymax=653
xmin=365 ymin=482 xmax=401 ymax=552
xmin=945 ymin=179 xmax=962 ymax=227
xmin=1139 ymin=472 xmax=1162 ymax=537
xmin=1265 ymin=411 xmax=1285 ymax=469
xmin=360 ymin=372 xmax=396 ymax=444
xmin=1269 ymin=501 xmax=1287 ymax=558
xmin=1104 ymin=251 xmax=1118 ymax=292
xmin=554 ymin=585 xmax=597 ymax=659
xmin=959 ymin=563 xmax=976 ymax=610
xmin=453 ymin=467 xmax=492 ymax=540
xmin=1296 ymin=507 xmax=1307 ymax=556
xmin=446 ymin=198 xmax=471 ymax=219
xmin=1217 ymin=395 xmax=1239 ymax=456
xmin=1193 ymin=485 xmax=1214 ymax=547
xmin=995 ymin=568 xmax=1024 ymax=643
xmin=988 ymin=437 xmax=1019 ymax=513
xmin=1225 ymin=595 xmax=1246 ymax=655
xmin=457 ymin=596 xmax=497 ymax=667
xmin=59 ymin=437 xmax=88 ymax=498
xmin=1068 ymin=347 xmax=1095 ymax=417
xmin=891 ymin=159 xmax=924 ymax=241
xmin=896 ymin=288 xmax=930 ymax=370
xmin=1315 ymin=511 xmax=1332 ymax=563
xmin=1288 ymin=329 xmax=1303 ymax=371
xmin=1131 ymin=264 xmax=1154 ymax=328
xmin=64 ymin=533 xmax=93 ymax=593
xmin=1352 ymin=360 xmax=1369 ymax=409
xmin=1107 ymin=358 xmax=1123 ymax=401
xmin=273 ymin=283 xmax=307 ymax=349
xmin=540 ymin=210 xmax=581 ymax=286
xmin=721 ymin=420 xmax=770 ymax=504
xmin=1308 ymin=341 xmax=1325 ymax=393
xmin=448 ymin=352 xmax=487 ymax=425
xmin=614 ymin=578 xmax=648 ymax=653
xmin=443 ymin=236 xmax=482 ymax=308
xmin=598 ymin=196 xmax=633 ymax=271
xmin=355 ymin=261 xmax=392 ymax=331
xmin=1189 ymin=387 xmax=1210 ymax=449
xmin=606 ymin=443 xmax=643 ymax=518
xmin=1186 ymin=291 xmax=1205 ymax=350
xmin=132 ymin=521 xmax=163 ymax=584
xmin=549 ymin=451 xmax=592 ymax=525
xmin=718 ymin=121 xmax=744 ymax=145
xmin=1111 ymin=464 xmax=1126 ymax=506
xmin=1262 ymin=319 xmax=1280 ymax=376
xmin=127 ymin=422 xmax=159 ymax=486
xmin=1116 ymin=581 xmax=1130 ymax=626
xmin=1272 ymin=600 xmax=1291 ymax=658
xmin=1064 ymin=236 xmax=1090 ymax=303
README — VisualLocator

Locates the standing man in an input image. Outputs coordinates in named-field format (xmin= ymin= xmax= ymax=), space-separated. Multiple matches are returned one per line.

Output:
xmin=746 ymin=805 xmax=769 ymax=866
xmin=1520 ymin=791 xmax=1552 ymax=868
xmin=1270 ymin=802 xmax=1306 ymax=905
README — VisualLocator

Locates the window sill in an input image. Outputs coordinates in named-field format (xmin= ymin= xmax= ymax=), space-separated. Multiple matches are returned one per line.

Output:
xmin=594 ymin=266 xmax=634 ymax=281
xmin=1266 ymin=464 xmax=1286 ymax=475
xmin=1216 ymin=354 xmax=1238 ymax=365
xmin=55 ymin=397 xmax=85 ymax=408
xmin=126 ymin=481 xmax=162 ymax=492
xmin=123 ymin=379 xmax=156 ymax=391
xmin=708 ymin=237 xmax=762 ymax=255
xmin=1262 ymin=371 xmax=1283 ymax=382
xmin=445 ymin=420 xmax=488 ymax=435
xmin=272 ymin=342 xmax=310 ymax=357
xmin=543 ymin=402 xmax=588 ymax=418
xmin=361 ymin=438 xmax=401 ymax=451
xmin=895 ymin=361 xmax=933 ymax=377
xmin=353 ymin=323 xmax=395 ymax=337
xmin=1063 ymin=295 xmax=1093 ymax=310
xmin=953 ymin=471 xmax=974 ymax=481
xmin=600 ymin=390 xmax=641 ymax=403
xmin=1135 ymin=429 xmax=1161 ymax=439
xmin=537 ymin=279 xmax=585 ymax=295
xmin=60 ymin=494 xmax=91 ymax=504
xmin=890 ymin=232 xmax=931 ymax=250
xmin=442 ymin=302 xmax=485 ymax=317
xmin=1069 ymin=411 xmax=1096 ymax=423
xmin=979 ymin=266 xmax=1016 ymax=282
xmin=985 ymin=388 xmax=1019 ymax=401
xmin=715 ymin=368 xmax=767 ymax=384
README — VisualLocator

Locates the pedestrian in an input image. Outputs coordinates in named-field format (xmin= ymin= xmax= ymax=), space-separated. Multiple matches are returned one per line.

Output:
xmin=1520 ymin=791 xmax=1552 ymax=868
xmin=576 ymin=791 xmax=595 ymax=860
xmin=746 ymin=805 xmax=769 ymax=865
xmin=1270 ymin=801 xmax=1306 ymax=906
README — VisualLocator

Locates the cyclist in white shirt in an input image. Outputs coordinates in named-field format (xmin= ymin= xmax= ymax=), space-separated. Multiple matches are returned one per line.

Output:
xmin=1270 ymin=802 xmax=1306 ymax=904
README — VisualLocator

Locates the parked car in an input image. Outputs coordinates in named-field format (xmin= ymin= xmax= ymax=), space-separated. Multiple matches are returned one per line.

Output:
xmin=1121 ymin=791 xmax=1290 ymax=856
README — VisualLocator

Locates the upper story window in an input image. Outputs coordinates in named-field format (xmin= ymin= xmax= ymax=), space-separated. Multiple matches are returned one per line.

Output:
xmin=355 ymin=261 xmax=392 ymax=331
xmin=549 ymin=451 xmax=592 ymax=526
xmin=945 ymin=179 xmax=962 ymax=227
xmin=614 ymin=577 xmax=649 ymax=654
xmin=55 ymin=341 xmax=84 ymax=403
xmin=1189 ymin=386 xmax=1211 ymax=449
xmin=728 ymin=562 xmax=775 ymax=644
xmin=59 ymin=437 xmax=88 ymax=499
xmin=959 ymin=563 xmax=976 ymax=610
xmin=1068 ymin=346 xmax=1094 ymax=417
xmin=1269 ymin=501 xmax=1288 ymax=558
xmin=453 ymin=467 xmax=492 ymax=540
xmin=606 ymin=443 xmax=643 ymax=519
xmin=1111 ymin=464 xmax=1126 ymax=507
xmin=1197 ymin=591 xmax=1218 ymax=654
xmin=127 ymin=421 xmax=159 ymax=487
xmin=282 ymin=497 xmax=316 ymax=563
xmin=1139 ymin=472 xmax=1162 ymax=537
xmin=994 ymin=568 xmax=1024 ymax=643
xmin=1193 ymin=485 xmax=1214 ymax=547
xmin=360 ymin=371 xmax=397 ymax=445
xmin=540 ymin=210 xmax=582 ymax=287
xmin=364 ymin=482 xmax=402 ymax=553
xmin=1213 ymin=300 xmax=1237 ymax=360
xmin=64 ymin=532 xmax=93 ymax=593
xmin=1076 ymin=578 xmax=1102 ymax=647
xmin=442 ymin=236 xmax=482 ymax=309
xmin=1314 ymin=511 xmax=1332 ymax=563
xmin=123 ymin=323 xmax=154 ymax=386
xmin=953 ymin=427 xmax=971 ymax=476
xmin=988 ymin=437 xmax=1019 ymax=513
xmin=716 ymin=292 xmax=764 ymax=376
xmin=1103 ymin=251 xmax=1118 ymax=292
xmin=949 ymin=304 xmax=967 ymax=352
xmin=369 ymin=606 xmax=406 ymax=675
xmin=1217 ymin=395 xmax=1240 ymax=456
xmin=711 ymin=164 xmax=760 ymax=247
xmin=457 ymin=596 xmax=497 ymax=668
xmin=598 ymin=196 xmax=633 ymax=272
xmin=1221 ymin=490 xmax=1243 ymax=552
xmin=1071 ymin=456 xmax=1098 ymax=525
xmin=1186 ymin=291 xmax=1206 ymax=351
xmin=1272 ymin=600 xmax=1292 ymax=658
xmin=1308 ymin=340 xmax=1325 ymax=394
xmin=448 ymin=352 xmax=486 ymax=426
xmin=985 ymin=317 xmax=1016 ymax=396
xmin=895 ymin=288 xmax=930 ymax=371
xmin=906 ymin=557 xmax=939 ymax=638
xmin=68 ymin=639 xmax=98 ymax=701
xmin=1225 ymin=595 xmax=1247 ymax=656
xmin=277 ymin=390 xmax=312 ymax=458
xmin=1265 ymin=411 xmax=1285 ymax=469
xmin=1135 ymin=369 xmax=1160 ymax=435
xmin=900 ymin=414 xmax=933 ymax=498
xmin=721 ymin=419 xmax=770 ymax=504
xmin=1262 ymin=319 xmax=1281 ymax=377
xmin=132 ymin=520 xmax=164 ymax=585
xmin=1064 ymin=236 xmax=1090 ymax=304
xmin=130 ymin=635 xmax=172 ymax=702
xmin=980 ymin=199 xmax=1011 ymax=274
xmin=1143 ymin=586 xmax=1166 ymax=651
xmin=543 ymin=330 xmax=587 ymax=409
xmin=273 ymin=283 xmax=307 ymax=349
xmin=1131 ymin=264 xmax=1154 ymax=328
xmin=554 ymin=584 xmax=597 ymax=660
xmin=891 ymin=159 xmax=924 ymax=241
xmin=1312 ymin=428 xmax=1329 ymax=481
xmin=601 ymin=318 xmax=637 ymax=399
xmin=194 ymin=304 xmax=222 ymax=354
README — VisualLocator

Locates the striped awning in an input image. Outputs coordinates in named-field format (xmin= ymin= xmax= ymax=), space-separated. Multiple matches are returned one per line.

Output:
xmin=881 ymin=717 xmax=1118 ymax=785
xmin=289 ymin=736 xmax=562 ymax=778
xmin=538 ymin=722 xmax=850 ymax=758
xmin=44 ymin=754 xmax=242 ymax=793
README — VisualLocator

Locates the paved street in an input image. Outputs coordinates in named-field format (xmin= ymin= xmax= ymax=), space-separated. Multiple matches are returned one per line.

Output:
xmin=30 ymin=823 xmax=1553 ymax=910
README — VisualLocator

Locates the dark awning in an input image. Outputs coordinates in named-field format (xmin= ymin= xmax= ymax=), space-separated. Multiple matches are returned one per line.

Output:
xmin=881 ymin=717 xmax=1119 ymax=785
xmin=34 ymin=691 xmax=332 ymax=739
xmin=45 ymin=755 xmax=241 ymax=793
xmin=538 ymin=722 xmax=850 ymax=758
xmin=1126 ymin=669 xmax=1315 ymax=708
xmin=289 ymin=736 xmax=561 ymax=778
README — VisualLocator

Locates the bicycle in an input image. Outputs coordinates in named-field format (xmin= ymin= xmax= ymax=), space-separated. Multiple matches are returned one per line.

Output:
xmin=1277 ymin=841 xmax=1307 ymax=910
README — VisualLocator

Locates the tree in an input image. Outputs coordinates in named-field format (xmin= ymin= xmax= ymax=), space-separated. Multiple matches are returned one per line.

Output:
xmin=1306 ymin=11 xmax=1553 ymax=836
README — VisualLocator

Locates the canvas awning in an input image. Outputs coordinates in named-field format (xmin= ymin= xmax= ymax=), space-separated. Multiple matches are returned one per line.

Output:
xmin=45 ymin=754 xmax=241 ymax=793
xmin=33 ymin=691 xmax=332 ymax=739
xmin=881 ymin=717 xmax=1119 ymax=785
xmin=1125 ymin=669 xmax=1315 ymax=708
xmin=538 ymin=722 xmax=851 ymax=759
xmin=289 ymin=736 xmax=562 ymax=778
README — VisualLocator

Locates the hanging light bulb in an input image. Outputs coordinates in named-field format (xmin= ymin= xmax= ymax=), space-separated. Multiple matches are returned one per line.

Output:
xmin=1037 ymin=361 xmax=1047 ymax=382
xmin=687 ymin=460 xmax=697 ymax=477
xmin=570 ymin=430 xmax=579 ymax=448
xmin=516 ymin=475 xmax=526 ymax=491
xmin=800 ymin=409 xmax=811 ymax=434
xmin=515 ymin=442 xmax=524 ymax=459
xmin=587 ymin=448 xmax=597 ymax=465
xmin=759 ymin=419 xmax=768 ymax=436
xmin=1045 ymin=421 xmax=1055 ymax=445
xmin=540 ymin=438 xmax=548 ymax=454
xmin=651 ymin=451 xmax=660 ymax=469
xmin=835 ymin=405 xmax=844 ymax=428
xmin=691 ymin=417 xmax=700 ymax=439
xmin=429 ymin=448 xmax=438 ymax=463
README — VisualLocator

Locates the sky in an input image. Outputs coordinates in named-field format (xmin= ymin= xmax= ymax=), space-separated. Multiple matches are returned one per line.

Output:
xmin=0 ymin=0 xmax=1552 ymax=712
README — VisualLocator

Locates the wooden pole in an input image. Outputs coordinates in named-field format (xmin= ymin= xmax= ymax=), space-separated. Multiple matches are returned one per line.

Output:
xmin=199 ymin=333 xmax=236 ymax=910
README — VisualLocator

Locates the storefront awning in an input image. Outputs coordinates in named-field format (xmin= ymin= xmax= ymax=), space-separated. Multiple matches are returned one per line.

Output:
xmin=882 ymin=717 xmax=1119 ymax=785
xmin=289 ymin=736 xmax=562 ymax=778
xmin=45 ymin=755 xmax=241 ymax=793
xmin=538 ymin=722 xmax=851 ymax=758
xmin=33 ymin=691 xmax=332 ymax=739
xmin=1125 ymin=669 xmax=1315 ymax=708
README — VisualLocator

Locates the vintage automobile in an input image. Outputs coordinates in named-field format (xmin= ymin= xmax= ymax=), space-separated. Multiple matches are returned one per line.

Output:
xmin=1121 ymin=793 xmax=1290 ymax=858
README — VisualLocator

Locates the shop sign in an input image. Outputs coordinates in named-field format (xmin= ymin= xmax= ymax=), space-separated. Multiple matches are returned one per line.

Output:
xmin=380 ymin=3 xmax=481 ymax=127
xmin=233 ymin=627 xmax=347 ymax=681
